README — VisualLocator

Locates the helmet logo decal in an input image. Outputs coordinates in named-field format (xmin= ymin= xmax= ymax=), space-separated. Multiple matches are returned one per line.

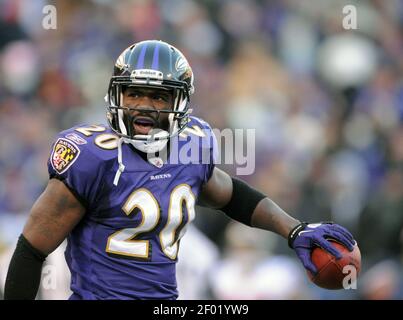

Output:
xmin=175 ymin=56 xmax=189 ymax=72
xmin=115 ymin=52 xmax=129 ymax=71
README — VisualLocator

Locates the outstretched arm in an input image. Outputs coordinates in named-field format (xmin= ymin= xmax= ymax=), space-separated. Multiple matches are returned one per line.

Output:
xmin=4 ymin=178 xmax=85 ymax=299
xmin=200 ymin=167 xmax=300 ymax=238
xmin=200 ymin=167 xmax=355 ymax=274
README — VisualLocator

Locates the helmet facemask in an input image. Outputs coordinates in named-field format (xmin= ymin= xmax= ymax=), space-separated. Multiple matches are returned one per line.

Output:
xmin=106 ymin=76 xmax=191 ymax=153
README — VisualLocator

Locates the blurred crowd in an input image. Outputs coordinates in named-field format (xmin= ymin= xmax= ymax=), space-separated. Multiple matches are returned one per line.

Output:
xmin=0 ymin=0 xmax=402 ymax=300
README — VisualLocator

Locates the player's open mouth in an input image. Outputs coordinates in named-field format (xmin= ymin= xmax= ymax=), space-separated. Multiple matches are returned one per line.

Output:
xmin=133 ymin=116 xmax=156 ymax=135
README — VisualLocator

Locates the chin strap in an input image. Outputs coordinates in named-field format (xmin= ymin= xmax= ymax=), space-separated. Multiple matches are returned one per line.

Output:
xmin=113 ymin=137 xmax=126 ymax=186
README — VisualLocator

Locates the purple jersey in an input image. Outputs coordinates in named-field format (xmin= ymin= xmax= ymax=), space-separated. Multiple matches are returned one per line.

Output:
xmin=47 ymin=116 xmax=216 ymax=299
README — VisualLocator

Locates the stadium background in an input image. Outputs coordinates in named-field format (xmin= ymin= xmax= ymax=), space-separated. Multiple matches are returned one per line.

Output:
xmin=0 ymin=0 xmax=402 ymax=299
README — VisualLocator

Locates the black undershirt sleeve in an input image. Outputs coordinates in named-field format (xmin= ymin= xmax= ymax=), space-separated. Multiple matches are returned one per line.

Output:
xmin=4 ymin=234 xmax=47 ymax=300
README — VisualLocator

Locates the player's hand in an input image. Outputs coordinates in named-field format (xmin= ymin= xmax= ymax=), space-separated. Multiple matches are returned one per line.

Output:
xmin=288 ymin=222 xmax=355 ymax=275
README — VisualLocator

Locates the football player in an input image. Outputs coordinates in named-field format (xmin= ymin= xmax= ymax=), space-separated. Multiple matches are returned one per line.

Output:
xmin=4 ymin=40 xmax=355 ymax=299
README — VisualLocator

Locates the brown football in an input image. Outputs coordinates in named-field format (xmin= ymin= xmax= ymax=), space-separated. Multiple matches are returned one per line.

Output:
xmin=308 ymin=240 xmax=361 ymax=290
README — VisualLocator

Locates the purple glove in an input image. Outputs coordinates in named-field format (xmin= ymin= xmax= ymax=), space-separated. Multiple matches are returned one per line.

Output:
xmin=288 ymin=222 xmax=355 ymax=275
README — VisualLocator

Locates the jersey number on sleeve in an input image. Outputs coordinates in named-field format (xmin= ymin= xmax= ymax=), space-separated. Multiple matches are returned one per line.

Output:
xmin=75 ymin=125 xmax=119 ymax=150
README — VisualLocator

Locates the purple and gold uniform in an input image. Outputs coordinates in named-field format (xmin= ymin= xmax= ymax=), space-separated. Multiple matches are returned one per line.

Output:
xmin=47 ymin=116 xmax=216 ymax=299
